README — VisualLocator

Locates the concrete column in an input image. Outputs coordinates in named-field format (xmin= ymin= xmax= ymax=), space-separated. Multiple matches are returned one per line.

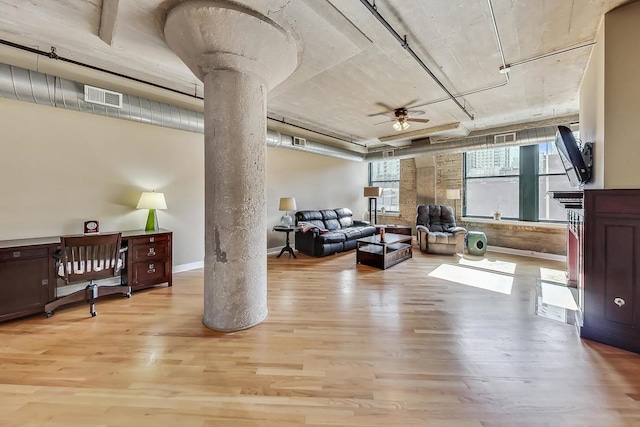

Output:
xmin=164 ymin=1 xmax=297 ymax=331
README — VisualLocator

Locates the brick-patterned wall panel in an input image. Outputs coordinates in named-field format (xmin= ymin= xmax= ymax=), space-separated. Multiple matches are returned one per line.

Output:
xmin=462 ymin=220 xmax=566 ymax=255
xmin=436 ymin=153 xmax=463 ymax=218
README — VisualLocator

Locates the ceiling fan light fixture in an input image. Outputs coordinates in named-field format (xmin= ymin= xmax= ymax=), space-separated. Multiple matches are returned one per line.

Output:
xmin=393 ymin=118 xmax=410 ymax=132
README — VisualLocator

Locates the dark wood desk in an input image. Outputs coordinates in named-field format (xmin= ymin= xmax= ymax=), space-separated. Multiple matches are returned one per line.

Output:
xmin=0 ymin=229 xmax=172 ymax=323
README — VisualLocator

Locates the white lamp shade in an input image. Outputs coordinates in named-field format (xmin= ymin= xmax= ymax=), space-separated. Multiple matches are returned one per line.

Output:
xmin=446 ymin=189 xmax=461 ymax=200
xmin=279 ymin=197 xmax=297 ymax=211
xmin=136 ymin=192 xmax=167 ymax=210
xmin=364 ymin=186 xmax=382 ymax=197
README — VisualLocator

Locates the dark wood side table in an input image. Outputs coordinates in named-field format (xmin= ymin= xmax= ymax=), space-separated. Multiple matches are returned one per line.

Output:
xmin=375 ymin=224 xmax=412 ymax=236
xmin=273 ymin=225 xmax=300 ymax=258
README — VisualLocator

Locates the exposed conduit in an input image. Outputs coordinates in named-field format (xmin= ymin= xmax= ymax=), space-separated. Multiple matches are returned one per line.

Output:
xmin=359 ymin=0 xmax=475 ymax=120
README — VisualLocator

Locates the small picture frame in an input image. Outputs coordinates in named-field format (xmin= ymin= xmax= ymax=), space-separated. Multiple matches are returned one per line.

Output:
xmin=84 ymin=220 xmax=99 ymax=234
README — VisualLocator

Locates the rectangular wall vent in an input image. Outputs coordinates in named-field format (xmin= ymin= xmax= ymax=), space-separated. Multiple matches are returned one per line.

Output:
xmin=292 ymin=136 xmax=306 ymax=147
xmin=84 ymin=85 xmax=123 ymax=109
xmin=382 ymin=149 xmax=395 ymax=158
xmin=494 ymin=132 xmax=517 ymax=144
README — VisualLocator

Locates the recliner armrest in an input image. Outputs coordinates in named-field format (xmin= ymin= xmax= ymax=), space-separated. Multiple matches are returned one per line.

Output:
xmin=354 ymin=220 xmax=370 ymax=226
xmin=447 ymin=226 xmax=467 ymax=235
xmin=416 ymin=225 xmax=430 ymax=233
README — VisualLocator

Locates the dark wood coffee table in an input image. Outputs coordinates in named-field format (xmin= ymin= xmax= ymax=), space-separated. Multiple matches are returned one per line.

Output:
xmin=356 ymin=233 xmax=412 ymax=270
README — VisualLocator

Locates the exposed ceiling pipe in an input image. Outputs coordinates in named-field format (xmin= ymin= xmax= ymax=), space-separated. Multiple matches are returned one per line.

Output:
xmin=487 ymin=0 xmax=511 ymax=79
xmin=0 ymin=62 xmax=365 ymax=161
xmin=364 ymin=126 xmax=560 ymax=161
xmin=0 ymin=63 xmax=204 ymax=133
xmin=359 ymin=0 xmax=474 ymax=120
xmin=0 ymin=62 xmax=566 ymax=164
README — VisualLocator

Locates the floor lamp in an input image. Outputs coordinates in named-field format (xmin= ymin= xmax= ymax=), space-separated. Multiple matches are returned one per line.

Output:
xmin=446 ymin=189 xmax=461 ymax=219
xmin=364 ymin=186 xmax=382 ymax=225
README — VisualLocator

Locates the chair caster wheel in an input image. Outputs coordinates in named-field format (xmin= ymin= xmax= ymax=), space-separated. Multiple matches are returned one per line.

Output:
xmin=126 ymin=292 xmax=131 ymax=298
xmin=91 ymin=311 xmax=97 ymax=317
xmin=45 ymin=311 xmax=53 ymax=318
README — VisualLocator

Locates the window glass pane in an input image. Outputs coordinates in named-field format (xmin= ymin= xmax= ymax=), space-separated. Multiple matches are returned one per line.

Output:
xmin=465 ymin=146 xmax=520 ymax=177
xmin=466 ymin=177 xmax=519 ymax=218
xmin=538 ymin=141 xmax=567 ymax=174
xmin=370 ymin=159 xmax=400 ymax=181
xmin=538 ymin=175 xmax=575 ymax=221
xmin=378 ymin=182 xmax=399 ymax=212
xmin=369 ymin=159 xmax=400 ymax=212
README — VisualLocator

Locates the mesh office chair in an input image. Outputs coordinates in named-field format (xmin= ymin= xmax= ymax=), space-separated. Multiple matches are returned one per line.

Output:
xmin=44 ymin=232 xmax=130 ymax=317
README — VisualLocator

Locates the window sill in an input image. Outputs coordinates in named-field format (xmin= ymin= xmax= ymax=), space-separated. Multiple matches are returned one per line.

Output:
xmin=461 ymin=217 xmax=567 ymax=230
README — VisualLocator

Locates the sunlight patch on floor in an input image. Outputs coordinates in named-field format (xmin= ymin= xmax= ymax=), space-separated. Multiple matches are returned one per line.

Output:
xmin=428 ymin=264 xmax=513 ymax=295
xmin=458 ymin=257 xmax=516 ymax=275
xmin=540 ymin=281 xmax=579 ymax=311
xmin=539 ymin=267 xmax=567 ymax=284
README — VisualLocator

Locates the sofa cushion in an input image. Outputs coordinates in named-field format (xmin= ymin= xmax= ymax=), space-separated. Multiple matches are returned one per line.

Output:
xmin=317 ymin=231 xmax=347 ymax=244
xmin=295 ymin=210 xmax=326 ymax=230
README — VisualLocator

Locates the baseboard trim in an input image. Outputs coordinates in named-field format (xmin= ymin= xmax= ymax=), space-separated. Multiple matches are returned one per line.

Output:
xmin=173 ymin=261 xmax=204 ymax=273
xmin=487 ymin=245 xmax=566 ymax=262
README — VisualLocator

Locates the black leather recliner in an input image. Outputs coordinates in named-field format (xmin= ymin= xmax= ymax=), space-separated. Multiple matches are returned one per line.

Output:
xmin=416 ymin=205 xmax=467 ymax=255
xmin=295 ymin=208 xmax=376 ymax=257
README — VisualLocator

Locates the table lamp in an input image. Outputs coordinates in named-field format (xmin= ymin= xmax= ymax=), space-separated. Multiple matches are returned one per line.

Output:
xmin=279 ymin=197 xmax=297 ymax=227
xmin=137 ymin=191 xmax=167 ymax=231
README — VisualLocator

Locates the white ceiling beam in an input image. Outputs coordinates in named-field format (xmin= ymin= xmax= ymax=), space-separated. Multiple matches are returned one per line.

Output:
xmin=99 ymin=0 xmax=120 ymax=46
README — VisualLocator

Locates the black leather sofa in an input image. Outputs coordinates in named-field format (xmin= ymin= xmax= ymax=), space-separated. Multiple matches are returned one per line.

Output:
xmin=295 ymin=208 xmax=377 ymax=257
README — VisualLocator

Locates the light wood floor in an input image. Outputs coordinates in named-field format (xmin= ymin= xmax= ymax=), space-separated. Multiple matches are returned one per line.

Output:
xmin=2 ymin=248 xmax=640 ymax=426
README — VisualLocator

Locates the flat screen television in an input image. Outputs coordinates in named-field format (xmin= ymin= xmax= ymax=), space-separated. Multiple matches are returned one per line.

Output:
xmin=555 ymin=125 xmax=592 ymax=187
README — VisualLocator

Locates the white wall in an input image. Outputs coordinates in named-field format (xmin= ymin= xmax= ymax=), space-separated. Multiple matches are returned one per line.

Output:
xmin=266 ymin=147 xmax=369 ymax=249
xmin=580 ymin=1 xmax=640 ymax=189
xmin=580 ymin=17 xmax=605 ymax=190
xmin=0 ymin=98 xmax=205 ymax=266
xmin=0 ymin=97 xmax=369 ymax=263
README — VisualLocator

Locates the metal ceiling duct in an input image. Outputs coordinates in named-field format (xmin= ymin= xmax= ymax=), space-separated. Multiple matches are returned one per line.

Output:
xmin=364 ymin=126 xmax=560 ymax=161
xmin=0 ymin=63 xmax=204 ymax=133
xmin=0 ymin=62 xmax=561 ymax=163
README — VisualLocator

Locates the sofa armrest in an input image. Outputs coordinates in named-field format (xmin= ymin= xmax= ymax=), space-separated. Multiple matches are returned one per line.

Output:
xmin=354 ymin=220 xmax=370 ymax=226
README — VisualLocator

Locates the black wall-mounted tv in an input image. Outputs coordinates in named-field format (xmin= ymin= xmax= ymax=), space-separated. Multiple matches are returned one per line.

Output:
xmin=555 ymin=125 xmax=592 ymax=187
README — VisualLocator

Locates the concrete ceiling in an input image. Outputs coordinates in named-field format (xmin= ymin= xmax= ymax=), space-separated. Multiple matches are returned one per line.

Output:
xmin=0 ymin=0 xmax=630 ymax=150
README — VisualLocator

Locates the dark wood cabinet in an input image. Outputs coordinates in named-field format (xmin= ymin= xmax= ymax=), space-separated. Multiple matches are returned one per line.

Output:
xmin=123 ymin=231 xmax=172 ymax=291
xmin=582 ymin=189 xmax=640 ymax=353
xmin=0 ymin=241 xmax=56 ymax=322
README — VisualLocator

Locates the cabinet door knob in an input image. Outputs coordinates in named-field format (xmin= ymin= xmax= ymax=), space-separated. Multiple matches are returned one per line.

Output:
xmin=614 ymin=297 xmax=625 ymax=307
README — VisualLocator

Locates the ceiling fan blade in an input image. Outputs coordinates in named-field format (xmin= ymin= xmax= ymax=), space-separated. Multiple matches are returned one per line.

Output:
xmin=374 ymin=118 xmax=395 ymax=125
xmin=406 ymin=109 xmax=426 ymax=117
xmin=406 ymin=118 xmax=431 ymax=123
xmin=366 ymin=102 xmax=396 ymax=117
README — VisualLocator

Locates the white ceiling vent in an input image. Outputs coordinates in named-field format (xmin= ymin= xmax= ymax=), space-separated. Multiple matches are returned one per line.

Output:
xmin=382 ymin=149 xmax=395 ymax=158
xmin=292 ymin=136 xmax=306 ymax=147
xmin=494 ymin=132 xmax=517 ymax=144
xmin=84 ymin=85 xmax=123 ymax=109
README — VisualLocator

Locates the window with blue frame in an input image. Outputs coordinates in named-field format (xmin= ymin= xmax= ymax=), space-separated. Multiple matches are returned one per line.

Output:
xmin=464 ymin=140 xmax=575 ymax=221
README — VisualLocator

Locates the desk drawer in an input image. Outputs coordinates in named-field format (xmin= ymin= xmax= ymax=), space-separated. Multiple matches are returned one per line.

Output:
xmin=131 ymin=261 xmax=168 ymax=286
xmin=131 ymin=242 xmax=169 ymax=261
xmin=129 ymin=235 xmax=169 ymax=246
xmin=0 ymin=247 xmax=49 ymax=261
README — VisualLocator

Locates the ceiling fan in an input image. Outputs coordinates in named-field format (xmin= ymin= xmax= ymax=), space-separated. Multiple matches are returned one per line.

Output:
xmin=390 ymin=107 xmax=430 ymax=131
xmin=370 ymin=103 xmax=430 ymax=131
